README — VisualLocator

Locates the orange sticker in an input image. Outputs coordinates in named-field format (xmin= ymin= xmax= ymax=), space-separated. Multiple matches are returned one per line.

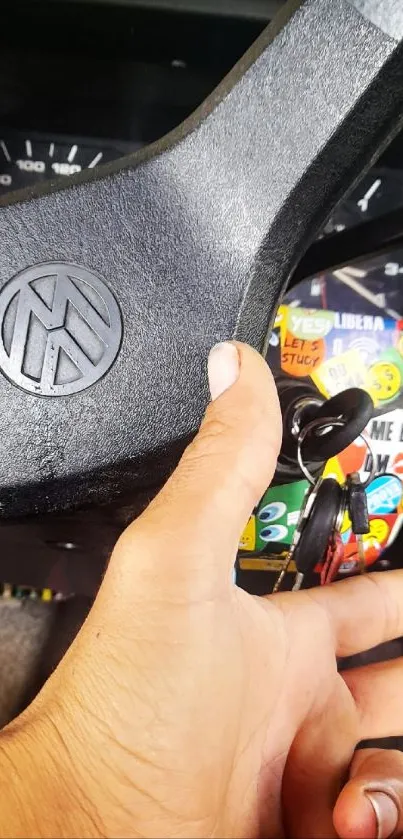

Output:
xmin=281 ymin=333 xmax=325 ymax=377
xmin=391 ymin=452 xmax=403 ymax=478
xmin=323 ymin=444 xmax=366 ymax=486
xmin=337 ymin=438 xmax=367 ymax=476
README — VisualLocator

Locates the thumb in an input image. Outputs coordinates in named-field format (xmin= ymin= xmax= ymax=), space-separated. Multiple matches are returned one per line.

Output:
xmin=14 ymin=342 xmax=281 ymax=839
xmin=334 ymin=748 xmax=403 ymax=839
xmin=102 ymin=341 xmax=281 ymax=603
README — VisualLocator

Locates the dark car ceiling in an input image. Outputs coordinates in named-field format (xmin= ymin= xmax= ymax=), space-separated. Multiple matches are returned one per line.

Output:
xmin=48 ymin=0 xmax=283 ymax=20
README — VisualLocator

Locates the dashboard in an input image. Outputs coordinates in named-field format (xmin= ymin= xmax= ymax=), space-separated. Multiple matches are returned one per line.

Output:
xmin=0 ymin=0 xmax=401 ymax=595
xmin=1 ymin=131 xmax=403 ymax=323
xmin=287 ymin=150 xmax=403 ymax=319
xmin=0 ymin=131 xmax=136 ymax=195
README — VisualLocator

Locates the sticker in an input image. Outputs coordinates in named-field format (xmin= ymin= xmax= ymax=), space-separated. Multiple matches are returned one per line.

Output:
xmin=343 ymin=543 xmax=361 ymax=561
xmin=337 ymin=438 xmax=367 ymax=476
xmin=239 ymin=554 xmax=295 ymax=573
xmin=338 ymin=538 xmax=377 ymax=574
xmin=360 ymin=516 xmax=395 ymax=565
xmin=260 ymin=524 xmax=289 ymax=543
xmin=285 ymin=307 xmax=334 ymax=340
xmin=281 ymin=333 xmax=325 ymax=377
xmin=258 ymin=501 xmax=287 ymax=523
xmin=327 ymin=320 xmax=395 ymax=373
xmin=348 ymin=335 xmax=382 ymax=365
xmin=363 ymin=517 xmax=390 ymax=547
xmin=239 ymin=516 xmax=256 ymax=551
xmin=364 ymin=409 xmax=403 ymax=478
xmin=255 ymin=480 xmax=309 ymax=549
xmin=287 ymin=510 xmax=300 ymax=526
xmin=341 ymin=528 xmax=352 ymax=545
xmin=323 ymin=456 xmax=346 ymax=485
xmin=384 ymin=347 xmax=403 ymax=373
xmin=274 ymin=305 xmax=286 ymax=330
xmin=311 ymin=349 xmax=368 ymax=398
xmin=391 ymin=452 xmax=403 ymax=477
xmin=366 ymin=474 xmax=403 ymax=515
xmin=367 ymin=360 xmax=401 ymax=404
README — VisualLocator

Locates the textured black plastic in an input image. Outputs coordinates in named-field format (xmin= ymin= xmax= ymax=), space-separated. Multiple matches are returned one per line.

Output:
xmin=348 ymin=474 xmax=370 ymax=535
xmin=0 ymin=0 xmax=402 ymax=533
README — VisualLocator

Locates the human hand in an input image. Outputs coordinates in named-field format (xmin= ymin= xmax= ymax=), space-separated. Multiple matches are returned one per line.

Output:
xmin=1 ymin=341 xmax=403 ymax=839
xmin=334 ymin=747 xmax=403 ymax=839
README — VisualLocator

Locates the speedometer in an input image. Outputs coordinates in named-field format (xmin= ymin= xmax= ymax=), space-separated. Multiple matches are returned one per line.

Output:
xmin=0 ymin=130 xmax=135 ymax=195
xmin=286 ymin=167 xmax=403 ymax=319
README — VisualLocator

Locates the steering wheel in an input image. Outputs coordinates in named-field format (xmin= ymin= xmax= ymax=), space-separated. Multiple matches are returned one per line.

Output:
xmin=0 ymin=0 xmax=402 ymax=596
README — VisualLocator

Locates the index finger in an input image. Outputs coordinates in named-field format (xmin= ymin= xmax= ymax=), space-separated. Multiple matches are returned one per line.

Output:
xmin=304 ymin=571 xmax=403 ymax=658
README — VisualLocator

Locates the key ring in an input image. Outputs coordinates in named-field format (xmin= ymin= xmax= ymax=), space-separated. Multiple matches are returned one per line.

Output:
xmin=297 ymin=416 xmax=376 ymax=487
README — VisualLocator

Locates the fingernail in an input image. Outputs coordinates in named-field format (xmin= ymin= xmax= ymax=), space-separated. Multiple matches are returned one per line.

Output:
xmin=208 ymin=342 xmax=239 ymax=401
xmin=365 ymin=791 xmax=399 ymax=839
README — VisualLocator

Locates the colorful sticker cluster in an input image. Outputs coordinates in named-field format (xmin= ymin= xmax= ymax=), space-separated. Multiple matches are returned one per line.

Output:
xmin=240 ymin=305 xmax=403 ymax=575
xmin=239 ymin=480 xmax=309 ymax=551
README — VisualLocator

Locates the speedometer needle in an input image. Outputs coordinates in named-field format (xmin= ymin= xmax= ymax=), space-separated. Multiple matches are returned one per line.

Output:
xmin=357 ymin=178 xmax=381 ymax=213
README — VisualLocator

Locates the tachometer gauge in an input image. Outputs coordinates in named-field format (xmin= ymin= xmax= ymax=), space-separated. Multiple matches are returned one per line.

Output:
xmin=0 ymin=130 xmax=135 ymax=195
xmin=286 ymin=167 xmax=403 ymax=318
xmin=324 ymin=168 xmax=403 ymax=234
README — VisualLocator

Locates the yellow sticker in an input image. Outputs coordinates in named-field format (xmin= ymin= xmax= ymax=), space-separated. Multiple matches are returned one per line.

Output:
xmin=311 ymin=349 xmax=368 ymax=399
xmin=274 ymin=305 xmax=286 ymax=330
xmin=340 ymin=508 xmax=351 ymax=535
xmin=239 ymin=555 xmax=295 ymax=573
xmin=323 ymin=456 xmax=345 ymax=485
xmin=363 ymin=518 xmax=389 ymax=546
xmin=279 ymin=305 xmax=289 ymax=346
xmin=398 ymin=333 xmax=403 ymax=358
xmin=366 ymin=361 xmax=401 ymax=403
xmin=239 ymin=516 xmax=256 ymax=551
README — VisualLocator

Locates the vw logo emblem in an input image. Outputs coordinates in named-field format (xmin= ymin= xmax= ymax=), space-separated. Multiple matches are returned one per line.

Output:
xmin=0 ymin=262 xmax=122 ymax=396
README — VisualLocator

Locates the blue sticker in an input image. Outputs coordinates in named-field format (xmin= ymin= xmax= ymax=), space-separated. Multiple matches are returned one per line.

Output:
xmin=366 ymin=475 xmax=403 ymax=515
xmin=259 ymin=524 xmax=288 ymax=543
xmin=258 ymin=501 xmax=287 ymax=523
xmin=341 ymin=528 xmax=351 ymax=545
